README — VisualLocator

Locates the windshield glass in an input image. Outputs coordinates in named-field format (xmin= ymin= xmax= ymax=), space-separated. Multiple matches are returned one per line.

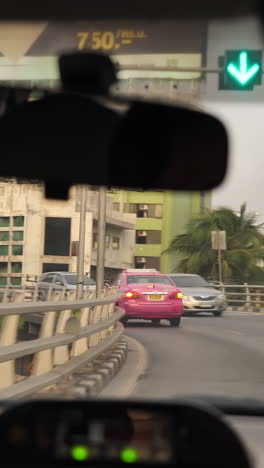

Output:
xmin=127 ymin=276 xmax=173 ymax=285
xmin=170 ymin=276 xmax=210 ymax=288
xmin=1 ymin=17 xmax=264 ymax=405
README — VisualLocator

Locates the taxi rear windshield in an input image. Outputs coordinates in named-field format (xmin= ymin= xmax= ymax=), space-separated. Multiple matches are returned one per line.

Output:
xmin=127 ymin=276 xmax=173 ymax=285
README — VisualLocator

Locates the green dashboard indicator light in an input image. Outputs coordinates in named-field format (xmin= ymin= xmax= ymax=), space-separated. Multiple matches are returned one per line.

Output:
xmin=121 ymin=448 xmax=138 ymax=463
xmin=71 ymin=445 xmax=90 ymax=461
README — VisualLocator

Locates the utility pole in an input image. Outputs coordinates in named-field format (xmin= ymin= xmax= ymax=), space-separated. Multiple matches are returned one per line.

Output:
xmin=76 ymin=185 xmax=87 ymax=299
xmin=96 ymin=186 xmax=106 ymax=297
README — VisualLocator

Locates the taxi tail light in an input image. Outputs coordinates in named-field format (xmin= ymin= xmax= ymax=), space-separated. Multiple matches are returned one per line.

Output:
xmin=124 ymin=290 xmax=142 ymax=299
xmin=169 ymin=292 xmax=183 ymax=300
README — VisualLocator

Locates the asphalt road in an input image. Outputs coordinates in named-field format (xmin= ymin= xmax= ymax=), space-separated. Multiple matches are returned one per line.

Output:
xmin=126 ymin=312 xmax=264 ymax=400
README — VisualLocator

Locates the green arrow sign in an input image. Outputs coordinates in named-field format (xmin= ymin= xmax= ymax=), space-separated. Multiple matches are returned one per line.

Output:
xmin=227 ymin=51 xmax=260 ymax=85
xmin=219 ymin=49 xmax=262 ymax=91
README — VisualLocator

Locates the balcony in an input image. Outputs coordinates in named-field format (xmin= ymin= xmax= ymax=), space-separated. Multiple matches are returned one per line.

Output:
xmin=134 ymin=244 xmax=161 ymax=257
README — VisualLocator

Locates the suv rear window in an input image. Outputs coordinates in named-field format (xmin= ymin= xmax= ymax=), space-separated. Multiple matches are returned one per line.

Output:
xmin=66 ymin=275 xmax=95 ymax=285
xmin=127 ymin=275 xmax=172 ymax=285
xmin=41 ymin=275 xmax=54 ymax=283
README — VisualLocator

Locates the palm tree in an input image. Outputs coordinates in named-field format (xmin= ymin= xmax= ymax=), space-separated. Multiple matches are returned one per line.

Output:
xmin=163 ymin=203 xmax=264 ymax=283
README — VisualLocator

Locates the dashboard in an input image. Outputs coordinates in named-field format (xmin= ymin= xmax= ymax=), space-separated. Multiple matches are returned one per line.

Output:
xmin=0 ymin=399 xmax=252 ymax=468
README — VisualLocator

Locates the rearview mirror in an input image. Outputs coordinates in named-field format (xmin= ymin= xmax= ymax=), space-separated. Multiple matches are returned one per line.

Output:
xmin=0 ymin=92 xmax=228 ymax=197
xmin=110 ymin=101 xmax=228 ymax=191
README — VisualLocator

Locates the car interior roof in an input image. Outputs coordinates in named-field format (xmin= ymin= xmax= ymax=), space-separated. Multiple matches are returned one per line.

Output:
xmin=0 ymin=0 xmax=260 ymax=20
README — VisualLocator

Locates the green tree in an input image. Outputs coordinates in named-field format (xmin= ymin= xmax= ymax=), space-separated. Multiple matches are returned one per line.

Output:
xmin=163 ymin=203 xmax=264 ymax=283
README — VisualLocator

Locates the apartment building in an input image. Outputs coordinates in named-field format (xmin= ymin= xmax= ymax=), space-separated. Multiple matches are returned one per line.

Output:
xmin=111 ymin=190 xmax=211 ymax=273
xmin=0 ymin=181 xmax=135 ymax=286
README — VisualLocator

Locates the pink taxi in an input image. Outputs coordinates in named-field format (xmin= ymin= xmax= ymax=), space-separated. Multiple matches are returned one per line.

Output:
xmin=116 ymin=269 xmax=183 ymax=327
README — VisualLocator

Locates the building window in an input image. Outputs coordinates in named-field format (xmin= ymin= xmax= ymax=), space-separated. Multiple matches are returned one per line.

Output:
xmin=13 ymin=231 xmax=24 ymax=241
xmin=0 ymin=232 xmax=9 ymax=241
xmin=145 ymin=257 xmax=160 ymax=270
xmin=112 ymin=237 xmax=120 ymax=249
xmin=13 ymin=216 xmax=24 ymax=227
xmin=136 ymin=204 xmax=148 ymax=218
xmin=42 ymin=263 xmax=69 ymax=273
xmin=12 ymin=245 xmax=23 ymax=255
xmin=0 ymin=217 xmax=10 ymax=227
xmin=148 ymin=204 xmax=163 ymax=218
xmin=11 ymin=277 xmax=22 ymax=286
xmin=136 ymin=230 xmax=162 ymax=245
xmin=93 ymin=233 xmax=98 ymax=249
xmin=124 ymin=203 xmax=163 ymax=218
xmin=113 ymin=203 xmax=120 ymax=211
xmin=0 ymin=262 xmax=7 ymax=273
xmin=11 ymin=262 xmax=22 ymax=273
xmin=124 ymin=203 xmax=136 ymax=214
xmin=44 ymin=217 xmax=71 ymax=256
xmin=0 ymin=277 xmax=7 ymax=286
xmin=135 ymin=256 xmax=160 ymax=270
xmin=0 ymin=246 xmax=8 ymax=255
xmin=135 ymin=257 xmax=146 ymax=268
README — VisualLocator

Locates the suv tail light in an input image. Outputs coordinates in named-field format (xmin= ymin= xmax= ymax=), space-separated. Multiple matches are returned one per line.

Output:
xmin=169 ymin=292 xmax=183 ymax=299
xmin=124 ymin=290 xmax=142 ymax=299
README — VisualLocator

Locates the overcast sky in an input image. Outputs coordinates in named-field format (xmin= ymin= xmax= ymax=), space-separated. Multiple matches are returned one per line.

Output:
xmin=204 ymin=101 xmax=264 ymax=224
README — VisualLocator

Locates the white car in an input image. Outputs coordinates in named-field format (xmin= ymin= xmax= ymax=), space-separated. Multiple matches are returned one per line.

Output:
xmin=168 ymin=273 xmax=226 ymax=316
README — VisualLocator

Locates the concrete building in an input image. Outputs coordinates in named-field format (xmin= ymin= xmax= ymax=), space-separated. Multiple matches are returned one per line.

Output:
xmin=111 ymin=190 xmax=211 ymax=273
xmin=0 ymin=180 xmax=135 ymax=286
xmin=77 ymin=189 xmax=136 ymax=281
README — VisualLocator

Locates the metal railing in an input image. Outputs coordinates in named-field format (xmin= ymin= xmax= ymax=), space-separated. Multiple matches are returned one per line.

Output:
xmin=212 ymin=283 xmax=264 ymax=308
xmin=0 ymin=287 xmax=124 ymax=399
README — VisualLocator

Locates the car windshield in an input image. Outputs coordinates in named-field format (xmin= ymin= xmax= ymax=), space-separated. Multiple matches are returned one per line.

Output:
xmin=127 ymin=276 xmax=173 ymax=285
xmin=1 ymin=16 xmax=264 ymax=405
xmin=170 ymin=276 xmax=210 ymax=288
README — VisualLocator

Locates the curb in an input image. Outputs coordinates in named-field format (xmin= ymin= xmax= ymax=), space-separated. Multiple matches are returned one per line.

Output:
xmin=99 ymin=335 xmax=148 ymax=399
xmin=37 ymin=337 xmax=128 ymax=399
xmin=226 ymin=306 xmax=264 ymax=313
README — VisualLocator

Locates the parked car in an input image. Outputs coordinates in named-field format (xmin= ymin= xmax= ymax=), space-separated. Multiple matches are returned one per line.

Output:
xmin=168 ymin=273 xmax=226 ymax=316
xmin=116 ymin=269 xmax=183 ymax=327
xmin=38 ymin=271 xmax=96 ymax=300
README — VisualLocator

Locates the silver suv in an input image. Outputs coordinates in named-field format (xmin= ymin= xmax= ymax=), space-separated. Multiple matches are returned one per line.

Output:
xmin=39 ymin=271 xmax=96 ymax=300
xmin=168 ymin=273 xmax=226 ymax=316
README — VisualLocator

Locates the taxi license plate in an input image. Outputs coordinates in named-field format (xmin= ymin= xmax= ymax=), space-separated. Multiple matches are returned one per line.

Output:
xmin=200 ymin=303 xmax=212 ymax=308
xmin=149 ymin=295 xmax=162 ymax=301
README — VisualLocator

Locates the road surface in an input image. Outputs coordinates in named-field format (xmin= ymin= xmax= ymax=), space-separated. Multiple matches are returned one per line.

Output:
xmin=126 ymin=312 xmax=264 ymax=400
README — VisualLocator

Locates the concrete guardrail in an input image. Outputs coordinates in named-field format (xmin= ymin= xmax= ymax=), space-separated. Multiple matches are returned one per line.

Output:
xmin=0 ymin=287 xmax=125 ymax=399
